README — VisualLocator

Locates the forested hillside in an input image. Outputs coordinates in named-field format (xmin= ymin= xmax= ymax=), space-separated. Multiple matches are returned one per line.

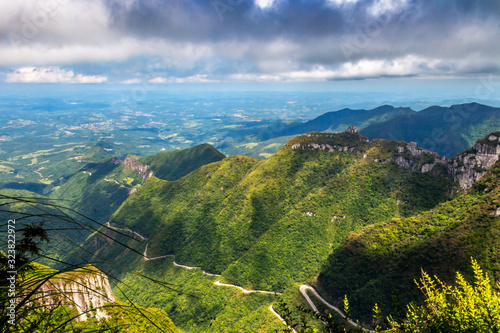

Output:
xmin=361 ymin=103 xmax=500 ymax=157
xmin=317 ymin=159 xmax=500 ymax=322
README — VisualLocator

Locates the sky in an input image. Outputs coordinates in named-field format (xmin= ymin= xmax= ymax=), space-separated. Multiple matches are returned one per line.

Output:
xmin=1 ymin=0 xmax=500 ymax=100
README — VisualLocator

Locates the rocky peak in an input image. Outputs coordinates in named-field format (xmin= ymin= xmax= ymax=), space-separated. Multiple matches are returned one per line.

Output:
xmin=346 ymin=125 xmax=358 ymax=134
xmin=286 ymin=130 xmax=500 ymax=190
xmin=110 ymin=156 xmax=121 ymax=165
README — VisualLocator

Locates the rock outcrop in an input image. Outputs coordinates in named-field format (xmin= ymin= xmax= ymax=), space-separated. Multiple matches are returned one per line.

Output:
xmin=288 ymin=128 xmax=500 ymax=190
xmin=123 ymin=155 xmax=153 ymax=182
xmin=393 ymin=135 xmax=500 ymax=189
xmin=289 ymin=130 xmax=370 ymax=155
xmin=447 ymin=135 xmax=500 ymax=188
xmin=346 ymin=125 xmax=358 ymax=134
xmin=36 ymin=265 xmax=115 ymax=321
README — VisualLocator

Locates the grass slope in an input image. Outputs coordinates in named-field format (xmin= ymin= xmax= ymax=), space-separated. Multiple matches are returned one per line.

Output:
xmin=49 ymin=144 xmax=225 ymax=225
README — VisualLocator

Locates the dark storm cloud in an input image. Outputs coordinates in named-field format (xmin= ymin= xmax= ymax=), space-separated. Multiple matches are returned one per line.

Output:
xmin=105 ymin=0 xmax=348 ymax=42
xmin=103 ymin=0 xmax=499 ymax=42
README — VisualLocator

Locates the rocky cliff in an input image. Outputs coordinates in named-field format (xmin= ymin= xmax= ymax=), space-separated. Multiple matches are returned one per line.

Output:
xmin=288 ymin=127 xmax=500 ymax=189
xmin=123 ymin=155 xmax=154 ymax=182
xmin=394 ymin=133 xmax=500 ymax=189
xmin=37 ymin=265 xmax=115 ymax=321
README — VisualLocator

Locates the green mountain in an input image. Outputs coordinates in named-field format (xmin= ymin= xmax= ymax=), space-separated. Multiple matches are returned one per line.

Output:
xmin=49 ymin=143 xmax=225 ymax=224
xmin=73 ymin=127 xmax=487 ymax=331
xmin=360 ymin=103 xmax=500 ymax=157
xmin=20 ymin=144 xmax=224 ymax=265
xmin=107 ymin=129 xmax=460 ymax=288
xmin=263 ymin=105 xmax=413 ymax=140
xmin=316 ymin=133 xmax=500 ymax=322
xmin=66 ymin=130 xmax=500 ymax=331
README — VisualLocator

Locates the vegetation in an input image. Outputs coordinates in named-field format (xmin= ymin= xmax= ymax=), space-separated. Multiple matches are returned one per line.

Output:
xmin=102 ymin=133 xmax=455 ymax=294
xmin=387 ymin=258 xmax=500 ymax=332
xmin=63 ymin=131 xmax=462 ymax=331
xmin=278 ymin=259 xmax=500 ymax=333
xmin=317 ymin=159 xmax=500 ymax=322
xmin=5 ymin=128 xmax=500 ymax=332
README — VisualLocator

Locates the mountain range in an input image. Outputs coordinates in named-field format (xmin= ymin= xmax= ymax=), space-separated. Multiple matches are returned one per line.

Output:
xmin=61 ymin=127 xmax=500 ymax=331
xmin=262 ymin=103 xmax=500 ymax=158
xmin=4 ymin=103 xmax=500 ymax=332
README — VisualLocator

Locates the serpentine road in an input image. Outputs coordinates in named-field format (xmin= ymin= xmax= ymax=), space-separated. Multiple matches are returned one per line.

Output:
xmin=299 ymin=285 xmax=371 ymax=332
xmin=106 ymin=223 xmax=369 ymax=331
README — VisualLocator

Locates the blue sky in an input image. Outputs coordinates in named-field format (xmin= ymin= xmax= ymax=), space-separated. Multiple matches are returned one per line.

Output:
xmin=0 ymin=0 xmax=499 ymax=101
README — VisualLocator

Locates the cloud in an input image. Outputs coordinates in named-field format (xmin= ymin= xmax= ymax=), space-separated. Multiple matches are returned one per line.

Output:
xmin=0 ymin=0 xmax=499 ymax=83
xmin=147 ymin=77 xmax=168 ymax=84
xmin=5 ymin=67 xmax=108 ymax=83
xmin=121 ymin=78 xmax=142 ymax=84
xmin=147 ymin=75 xmax=217 ymax=84
xmin=367 ymin=0 xmax=408 ymax=16
xmin=254 ymin=0 xmax=277 ymax=9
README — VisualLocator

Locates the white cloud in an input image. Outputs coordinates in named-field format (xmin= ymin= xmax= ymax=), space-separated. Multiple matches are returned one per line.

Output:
xmin=254 ymin=0 xmax=276 ymax=9
xmin=0 ymin=0 xmax=498 ymax=83
xmin=5 ymin=67 xmax=107 ymax=83
xmin=328 ymin=0 xmax=360 ymax=7
xmin=147 ymin=75 xmax=217 ymax=84
xmin=148 ymin=77 xmax=168 ymax=84
xmin=230 ymin=55 xmax=440 ymax=81
xmin=121 ymin=78 xmax=143 ymax=84
xmin=368 ymin=0 xmax=408 ymax=16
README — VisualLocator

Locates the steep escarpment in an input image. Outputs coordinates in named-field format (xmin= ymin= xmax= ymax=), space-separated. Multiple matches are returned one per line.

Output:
xmin=19 ymin=263 xmax=181 ymax=331
xmin=123 ymin=155 xmax=153 ymax=181
xmin=289 ymin=128 xmax=500 ymax=190
xmin=389 ymin=133 xmax=500 ymax=189
xmin=448 ymin=133 xmax=500 ymax=188
xmin=32 ymin=265 xmax=115 ymax=322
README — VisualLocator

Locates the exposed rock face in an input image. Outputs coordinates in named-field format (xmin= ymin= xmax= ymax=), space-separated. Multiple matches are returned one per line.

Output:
xmin=291 ymin=142 xmax=363 ymax=155
xmin=290 ymin=131 xmax=369 ymax=155
xmin=37 ymin=266 xmax=115 ymax=322
xmin=448 ymin=136 xmax=500 ymax=188
xmin=289 ymin=127 xmax=500 ymax=190
xmin=110 ymin=157 xmax=121 ymax=165
xmin=123 ymin=155 xmax=153 ymax=181
xmin=386 ymin=136 xmax=500 ymax=189
xmin=346 ymin=125 xmax=358 ymax=134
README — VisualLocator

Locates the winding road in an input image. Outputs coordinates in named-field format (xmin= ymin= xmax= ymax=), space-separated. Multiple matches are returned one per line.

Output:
xmin=106 ymin=223 xmax=369 ymax=331
xmin=300 ymin=285 xmax=371 ymax=332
